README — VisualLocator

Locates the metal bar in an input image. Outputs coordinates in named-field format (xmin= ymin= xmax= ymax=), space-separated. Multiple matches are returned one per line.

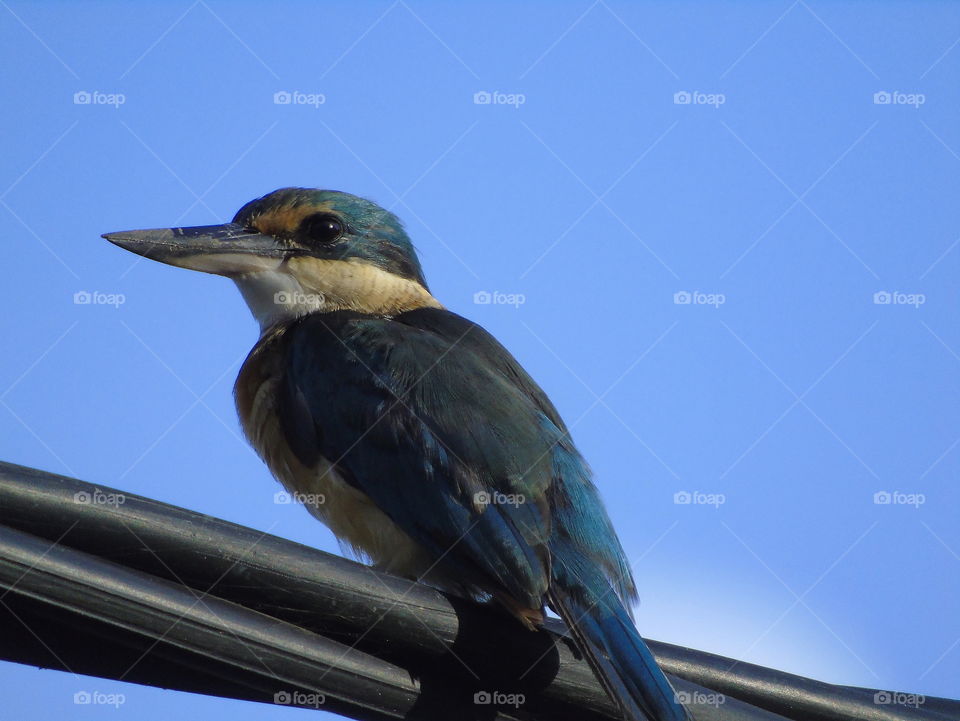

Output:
xmin=0 ymin=461 xmax=955 ymax=721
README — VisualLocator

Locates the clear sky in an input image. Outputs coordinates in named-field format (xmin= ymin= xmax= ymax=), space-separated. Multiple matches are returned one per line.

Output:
xmin=1 ymin=2 xmax=958 ymax=719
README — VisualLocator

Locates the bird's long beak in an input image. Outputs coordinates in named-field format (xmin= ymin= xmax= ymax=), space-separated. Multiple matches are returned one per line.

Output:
xmin=102 ymin=223 xmax=286 ymax=277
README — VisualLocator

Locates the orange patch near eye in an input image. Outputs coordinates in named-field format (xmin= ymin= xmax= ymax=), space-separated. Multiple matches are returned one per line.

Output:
xmin=251 ymin=202 xmax=336 ymax=237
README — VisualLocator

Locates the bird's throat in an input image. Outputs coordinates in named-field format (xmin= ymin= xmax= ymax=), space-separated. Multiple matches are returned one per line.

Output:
xmin=233 ymin=257 xmax=442 ymax=333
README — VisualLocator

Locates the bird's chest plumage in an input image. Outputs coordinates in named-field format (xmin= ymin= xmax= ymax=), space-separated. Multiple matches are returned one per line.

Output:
xmin=233 ymin=323 xmax=427 ymax=576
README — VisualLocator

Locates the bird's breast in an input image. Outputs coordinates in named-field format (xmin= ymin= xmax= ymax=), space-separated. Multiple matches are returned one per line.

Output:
xmin=234 ymin=324 xmax=428 ymax=577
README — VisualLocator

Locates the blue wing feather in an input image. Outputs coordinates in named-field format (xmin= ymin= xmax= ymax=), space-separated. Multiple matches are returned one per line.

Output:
xmin=279 ymin=309 xmax=556 ymax=607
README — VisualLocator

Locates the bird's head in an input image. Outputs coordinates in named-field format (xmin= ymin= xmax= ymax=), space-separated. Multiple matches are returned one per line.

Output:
xmin=103 ymin=188 xmax=440 ymax=330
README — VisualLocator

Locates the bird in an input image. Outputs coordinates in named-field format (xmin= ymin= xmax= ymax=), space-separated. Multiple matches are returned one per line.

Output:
xmin=103 ymin=187 xmax=690 ymax=721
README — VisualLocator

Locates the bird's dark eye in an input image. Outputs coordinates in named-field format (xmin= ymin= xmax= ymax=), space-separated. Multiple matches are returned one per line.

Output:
xmin=300 ymin=213 xmax=344 ymax=244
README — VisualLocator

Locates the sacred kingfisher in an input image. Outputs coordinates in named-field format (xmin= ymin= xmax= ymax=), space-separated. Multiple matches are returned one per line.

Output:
xmin=104 ymin=188 xmax=690 ymax=721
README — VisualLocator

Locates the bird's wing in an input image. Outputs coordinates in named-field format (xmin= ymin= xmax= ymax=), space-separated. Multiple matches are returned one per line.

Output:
xmin=277 ymin=307 xmax=566 ymax=609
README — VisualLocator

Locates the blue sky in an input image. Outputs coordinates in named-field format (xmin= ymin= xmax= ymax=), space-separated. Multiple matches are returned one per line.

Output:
xmin=1 ymin=1 xmax=958 ymax=718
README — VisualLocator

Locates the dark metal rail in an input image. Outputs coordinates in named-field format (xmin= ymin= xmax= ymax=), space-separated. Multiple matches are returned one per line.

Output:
xmin=0 ymin=462 xmax=955 ymax=721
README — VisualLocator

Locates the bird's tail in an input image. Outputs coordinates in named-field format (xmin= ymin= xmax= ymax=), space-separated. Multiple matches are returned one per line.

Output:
xmin=548 ymin=562 xmax=690 ymax=721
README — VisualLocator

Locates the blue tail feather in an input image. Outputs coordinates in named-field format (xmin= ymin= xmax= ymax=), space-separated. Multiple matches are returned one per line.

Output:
xmin=545 ymin=425 xmax=689 ymax=719
xmin=549 ymin=564 xmax=690 ymax=721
